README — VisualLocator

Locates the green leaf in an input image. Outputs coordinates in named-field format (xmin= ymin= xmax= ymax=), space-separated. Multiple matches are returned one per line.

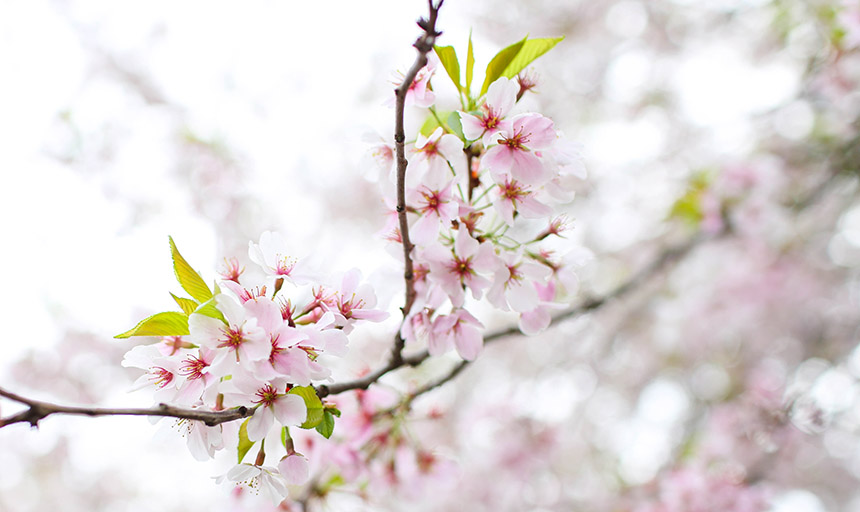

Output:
xmin=447 ymin=111 xmax=465 ymax=141
xmin=114 ymin=311 xmax=189 ymax=339
xmin=465 ymin=32 xmax=475 ymax=94
xmin=419 ymin=115 xmax=442 ymax=137
xmin=434 ymin=45 xmax=461 ymax=92
xmin=288 ymin=386 xmax=325 ymax=429
xmin=194 ymin=296 xmax=227 ymax=324
xmin=281 ymin=426 xmax=290 ymax=449
xmin=237 ymin=418 xmax=255 ymax=464
xmin=170 ymin=293 xmax=198 ymax=316
xmin=500 ymin=37 xmax=564 ymax=80
xmin=327 ymin=406 xmax=342 ymax=418
xmin=315 ymin=410 xmax=335 ymax=439
xmin=480 ymin=36 xmax=527 ymax=96
xmin=169 ymin=236 xmax=213 ymax=304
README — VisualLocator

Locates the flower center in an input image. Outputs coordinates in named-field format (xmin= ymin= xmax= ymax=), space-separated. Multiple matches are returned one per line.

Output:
xmin=179 ymin=355 xmax=208 ymax=380
xmin=149 ymin=366 xmax=174 ymax=388
xmin=217 ymin=326 xmax=247 ymax=351
xmin=254 ymin=384 xmax=279 ymax=407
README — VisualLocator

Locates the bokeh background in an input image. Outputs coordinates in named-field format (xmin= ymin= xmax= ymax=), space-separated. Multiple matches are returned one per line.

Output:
xmin=2 ymin=0 xmax=860 ymax=510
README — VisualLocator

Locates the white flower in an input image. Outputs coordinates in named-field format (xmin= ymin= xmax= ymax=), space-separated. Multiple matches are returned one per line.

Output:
xmin=216 ymin=463 xmax=288 ymax=505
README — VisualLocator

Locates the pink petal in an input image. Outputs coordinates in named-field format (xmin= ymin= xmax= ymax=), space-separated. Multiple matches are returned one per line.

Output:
xmin=247 ymin=406 xmax=274 ymax=442
xmin=454 ymin=324 xmax=483 ymax=361
xmin=278 ymin=454 xmax=310 ymax=485
xmin=273 ymin=394 xmax=307 ymax=426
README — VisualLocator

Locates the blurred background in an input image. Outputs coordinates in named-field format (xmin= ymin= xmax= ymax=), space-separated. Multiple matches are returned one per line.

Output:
xmin=1 ymin=0 xmax=859 ymax=510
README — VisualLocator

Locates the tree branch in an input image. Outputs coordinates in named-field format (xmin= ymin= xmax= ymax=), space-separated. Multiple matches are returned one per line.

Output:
xmin=0 ymin=387 xmax=252 ymax=429
xmin=390 ymin=0 xmax=445 ymax=368
xmin=319 ymin=231 xmax=716 ymax=399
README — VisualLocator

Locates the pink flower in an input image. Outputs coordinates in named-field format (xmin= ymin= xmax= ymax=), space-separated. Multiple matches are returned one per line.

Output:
xmin=483 ymin=113 xmax=556 ymax=186
xmin=178 ymin=418 xmax=224 ymax=462
xmin=248 ymin=231 xmax=315 ymax=285
xmin=322 ymin=269 xmax=389 ymax=333
xmin=389 ymin=60 xmax=437 ymax=108
xmin=189 ymin=294 xmax=270 ymax=373
xmin=216 ymin=463 xmax=288 ymax=505
xmin=430 ymin=309 xmax=484 ymax=360
xmin=408 ymin=180 xmax=458 ymax=245
xmin=487 ymin=251 xmax=552 ymax=313
xmin=493 ymin=177 xmax=553 ymax=226
xmin=424 ymin=228 xmax=498 ymax=308
xmin=460 ymin=77 xmax=518 ymax=146
xmin=174 ymin=348 xmax=218 ymax=405
xmin=406 ymin=127 xmax=464 ymax=189
xmin=227 ymin=377 xmax=307 ymax=442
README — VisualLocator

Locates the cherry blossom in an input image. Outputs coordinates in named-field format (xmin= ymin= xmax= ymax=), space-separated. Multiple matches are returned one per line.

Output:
xmin=217 ymin=463 xmax=289 ymax=505
xmin=423 ymin=228 xmax=498 ymax=308
xmin=492 ymin=176 xmax=552 ymax=226
xmin=429 ymin=308 xmax=484 ymax=360
xmin=406 ymin=127 xmax=463 ymax=188
xmin=483 ymin=113 xmax=556 ymax=186
xmin=408 ymin=180 xmax=458 ymax=245
xmin=249 ymin=231 xmax=315 ymax=285
xmin=279 ymin=453 xmax=311 ymax=486
xmin=460 ymin=76 xmax=518 ymax=146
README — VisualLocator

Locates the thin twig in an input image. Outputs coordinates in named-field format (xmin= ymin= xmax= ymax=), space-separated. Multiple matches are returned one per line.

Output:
xmin=0 ymin=387 xmax=252 ymax=428
xmin=390 ymin=0 xmax=445 ymax=368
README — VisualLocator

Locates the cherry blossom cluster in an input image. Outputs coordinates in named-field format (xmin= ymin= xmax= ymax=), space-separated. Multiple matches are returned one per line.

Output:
xmin=117 ymin=23 xmax=585 ymax=504
xmin=121 ymin=232 xmax=388 ymax=503
xmin=377 ymin=70 xmax=586 ymax=361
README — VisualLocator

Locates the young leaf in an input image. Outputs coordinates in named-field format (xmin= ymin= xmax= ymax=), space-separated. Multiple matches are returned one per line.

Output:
xmin=501 ymin=36 xmax=564 ymax=79
xmin=466 ymin=32 xmax=475 ymax=94
xmin=315 ymin=410 xmax=336 ymax=439
xmin=114 ymin=311 xmax=189 ymax=339
xmin=169 ymin=236 xmax=213 ymax=304
xmin=237 ymin=418 xmax=255 ymax=464
xmin=447 ymin=111 xmax=465 ymax=141
xmin=170 ymin=293 xmax=198 ymax=316
xmin=288 ymin=386 xmax=325 ymax=429
xmin=480 ymin=36 xmax=527 ymax=96
xmin=194 ymin=297 xmax=227 ymax=324
xmin=434 ymin=45 xmax=461 ymax=91
xmin=419 ymin=115 xmax=442 ymax=137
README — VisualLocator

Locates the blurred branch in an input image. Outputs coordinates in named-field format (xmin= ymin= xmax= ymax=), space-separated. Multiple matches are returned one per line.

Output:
xmin=0 ymin=387 xmax=252 ymax=429
xmin=320 ymin=231 xmax=714 ymax=399
xmin=390 ymin=0 xmax=445 ymax=367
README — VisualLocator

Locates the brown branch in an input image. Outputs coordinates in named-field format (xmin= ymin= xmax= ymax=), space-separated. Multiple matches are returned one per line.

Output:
xmin=320 ymin=232 xmax=716 ymax=399
xmin=0 ymin=387 xmax=252 ymax=429
xmin=390 ymin=0 xmax=445 ymax=368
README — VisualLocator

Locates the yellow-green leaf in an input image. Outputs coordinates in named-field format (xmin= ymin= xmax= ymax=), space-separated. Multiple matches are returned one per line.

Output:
xmin=171 ymin=293 xmax=198 ymax=316
xmin=480 ymin=36 xmax=527 ymax=96
xmin=194 ymin=297 xmax=227 ymax=324
xmin=500 ymin=37 xmax=564 ymax=79
xmin=169 ymin=236 xmax=213 ymax=303
xmin=237 ymin=418 xmax=255 ymax=464
xmin=465 ymin=32 xmax=475 ymax=93
xmin=288 ymin=386 xmax=324 ymax=429
xmin=419 ymin=115 xmax=442 ymax=137
xmin=114 ymin=311 xmax=189 ymax=339
xmin=434 ymin=45 xmax=461 ymax=92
